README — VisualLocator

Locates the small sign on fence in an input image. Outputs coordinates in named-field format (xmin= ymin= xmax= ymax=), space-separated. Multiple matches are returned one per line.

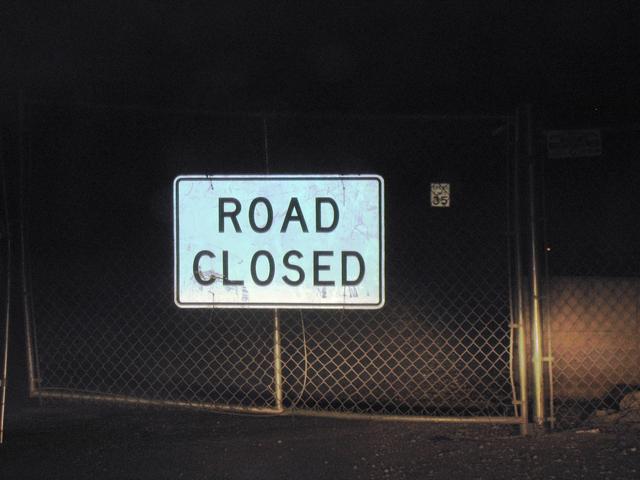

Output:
xmin=546 ymin=129 xmax=602 ymax=159
xmin=174 ymin=175 xmax=385 ymax=309
xmin=430 ymin=183 xmax=450 ymax=207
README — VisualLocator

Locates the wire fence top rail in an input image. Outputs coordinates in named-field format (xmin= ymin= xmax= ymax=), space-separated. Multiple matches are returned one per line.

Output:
xmin=23 ymin=97 xmax=513 ymax=123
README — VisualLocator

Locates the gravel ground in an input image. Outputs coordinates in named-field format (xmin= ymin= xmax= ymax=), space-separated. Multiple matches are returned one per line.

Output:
xmin=1 ymin=406 xmax=639 ymax=479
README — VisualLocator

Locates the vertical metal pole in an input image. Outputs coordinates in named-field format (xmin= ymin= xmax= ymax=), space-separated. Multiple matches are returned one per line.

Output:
xmin=540 ymin=153 xmax=556 ymax=429
xmin=0 ymin=257 xmax=8 ymax=445
xmin=1 ymin=126 xmax=11 ymax=444
xmin=513 ymin=110 xmax=529 ymax=435
xmin=19 ymin=92 xmax=37 ymax=396
xmin=273 ymin=309 xmax=284 ymax=411
xmin=526 ymin=105 xmax=545 ymax=428
xmin=262 ymin=115 xmax=284 ymax=412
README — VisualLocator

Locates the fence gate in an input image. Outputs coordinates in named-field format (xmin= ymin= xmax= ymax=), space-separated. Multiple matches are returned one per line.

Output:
xmin=542 ymin=126 xmax=640 ymax=427
xmin=19 ymin=100 xmax=524 ymax=424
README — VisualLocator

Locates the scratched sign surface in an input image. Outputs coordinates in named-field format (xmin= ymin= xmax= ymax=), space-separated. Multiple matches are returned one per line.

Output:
xmin=174 ymin=175 xmax=384 ymax=308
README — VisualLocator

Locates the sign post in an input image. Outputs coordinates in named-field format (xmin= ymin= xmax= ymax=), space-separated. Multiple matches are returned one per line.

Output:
xmin=262 ymin=118 xmax=283 ymax=412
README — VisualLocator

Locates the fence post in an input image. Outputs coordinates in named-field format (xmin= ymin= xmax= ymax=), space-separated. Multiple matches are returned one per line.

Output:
xmin=262 ymin=115 xmax=284 ymax=412
xmin=1 ymin=121 xmax=12 ymax=444
xmin=513 ymin=109 xmax=529 ymax=434
xmin=18 ymin=92 xmax=38 ymax=397
xmin=525 ymin=105 xmax=545 ymax=428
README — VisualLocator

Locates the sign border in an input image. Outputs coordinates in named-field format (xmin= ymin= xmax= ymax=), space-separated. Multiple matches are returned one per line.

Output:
xmin=173 ymin=174 xmax=385 ymax=309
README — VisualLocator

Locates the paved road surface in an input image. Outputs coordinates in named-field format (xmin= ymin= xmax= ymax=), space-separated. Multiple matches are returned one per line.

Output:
xmin=1 ymin=406 xmax=639 ymax=479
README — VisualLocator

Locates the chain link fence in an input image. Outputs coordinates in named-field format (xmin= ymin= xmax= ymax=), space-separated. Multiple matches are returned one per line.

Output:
xmin=542 ymin=127 xmax=640 ymax=427
xmin=23 ymin=105 xmax=278 ymax=411
xmin=20 ymin=101 xmax=520 ymax=421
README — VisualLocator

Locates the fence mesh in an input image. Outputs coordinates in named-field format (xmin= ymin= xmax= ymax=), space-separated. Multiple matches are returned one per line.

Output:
xmin=543 ymin=127 xmax=640 ymax=427
xmin=22 ymin=102 xmax=517 ymax=418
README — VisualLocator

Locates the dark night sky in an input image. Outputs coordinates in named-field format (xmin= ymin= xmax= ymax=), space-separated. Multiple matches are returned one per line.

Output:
xmin=2 ymin=1 xmax=640 ymax=123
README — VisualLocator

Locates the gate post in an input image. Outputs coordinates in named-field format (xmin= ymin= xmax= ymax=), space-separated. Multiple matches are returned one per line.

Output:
xmin=513 ymin=109 xmax=529 ymax=434
xmin=525 ymin=105 xmax=545 ymax=429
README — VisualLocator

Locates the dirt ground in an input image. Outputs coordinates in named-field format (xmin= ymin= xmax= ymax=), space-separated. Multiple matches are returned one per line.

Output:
xmin=1 ymin=405 xmax=639 ymax=479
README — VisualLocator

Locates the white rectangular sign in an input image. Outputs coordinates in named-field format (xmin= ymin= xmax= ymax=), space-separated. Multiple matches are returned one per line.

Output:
xmin=174 ymin=175 xmax=384 ymax=309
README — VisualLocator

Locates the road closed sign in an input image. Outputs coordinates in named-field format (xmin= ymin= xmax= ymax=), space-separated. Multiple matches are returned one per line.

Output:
xmin=174 ymin=175 xmax=384 ymax=309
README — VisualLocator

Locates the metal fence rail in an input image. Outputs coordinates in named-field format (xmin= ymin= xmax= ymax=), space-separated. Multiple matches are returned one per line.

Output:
xmin=1 ymin=132 xmax=12 ymax=443
xmin=19 ymin=100 xmax=523 ymax=423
